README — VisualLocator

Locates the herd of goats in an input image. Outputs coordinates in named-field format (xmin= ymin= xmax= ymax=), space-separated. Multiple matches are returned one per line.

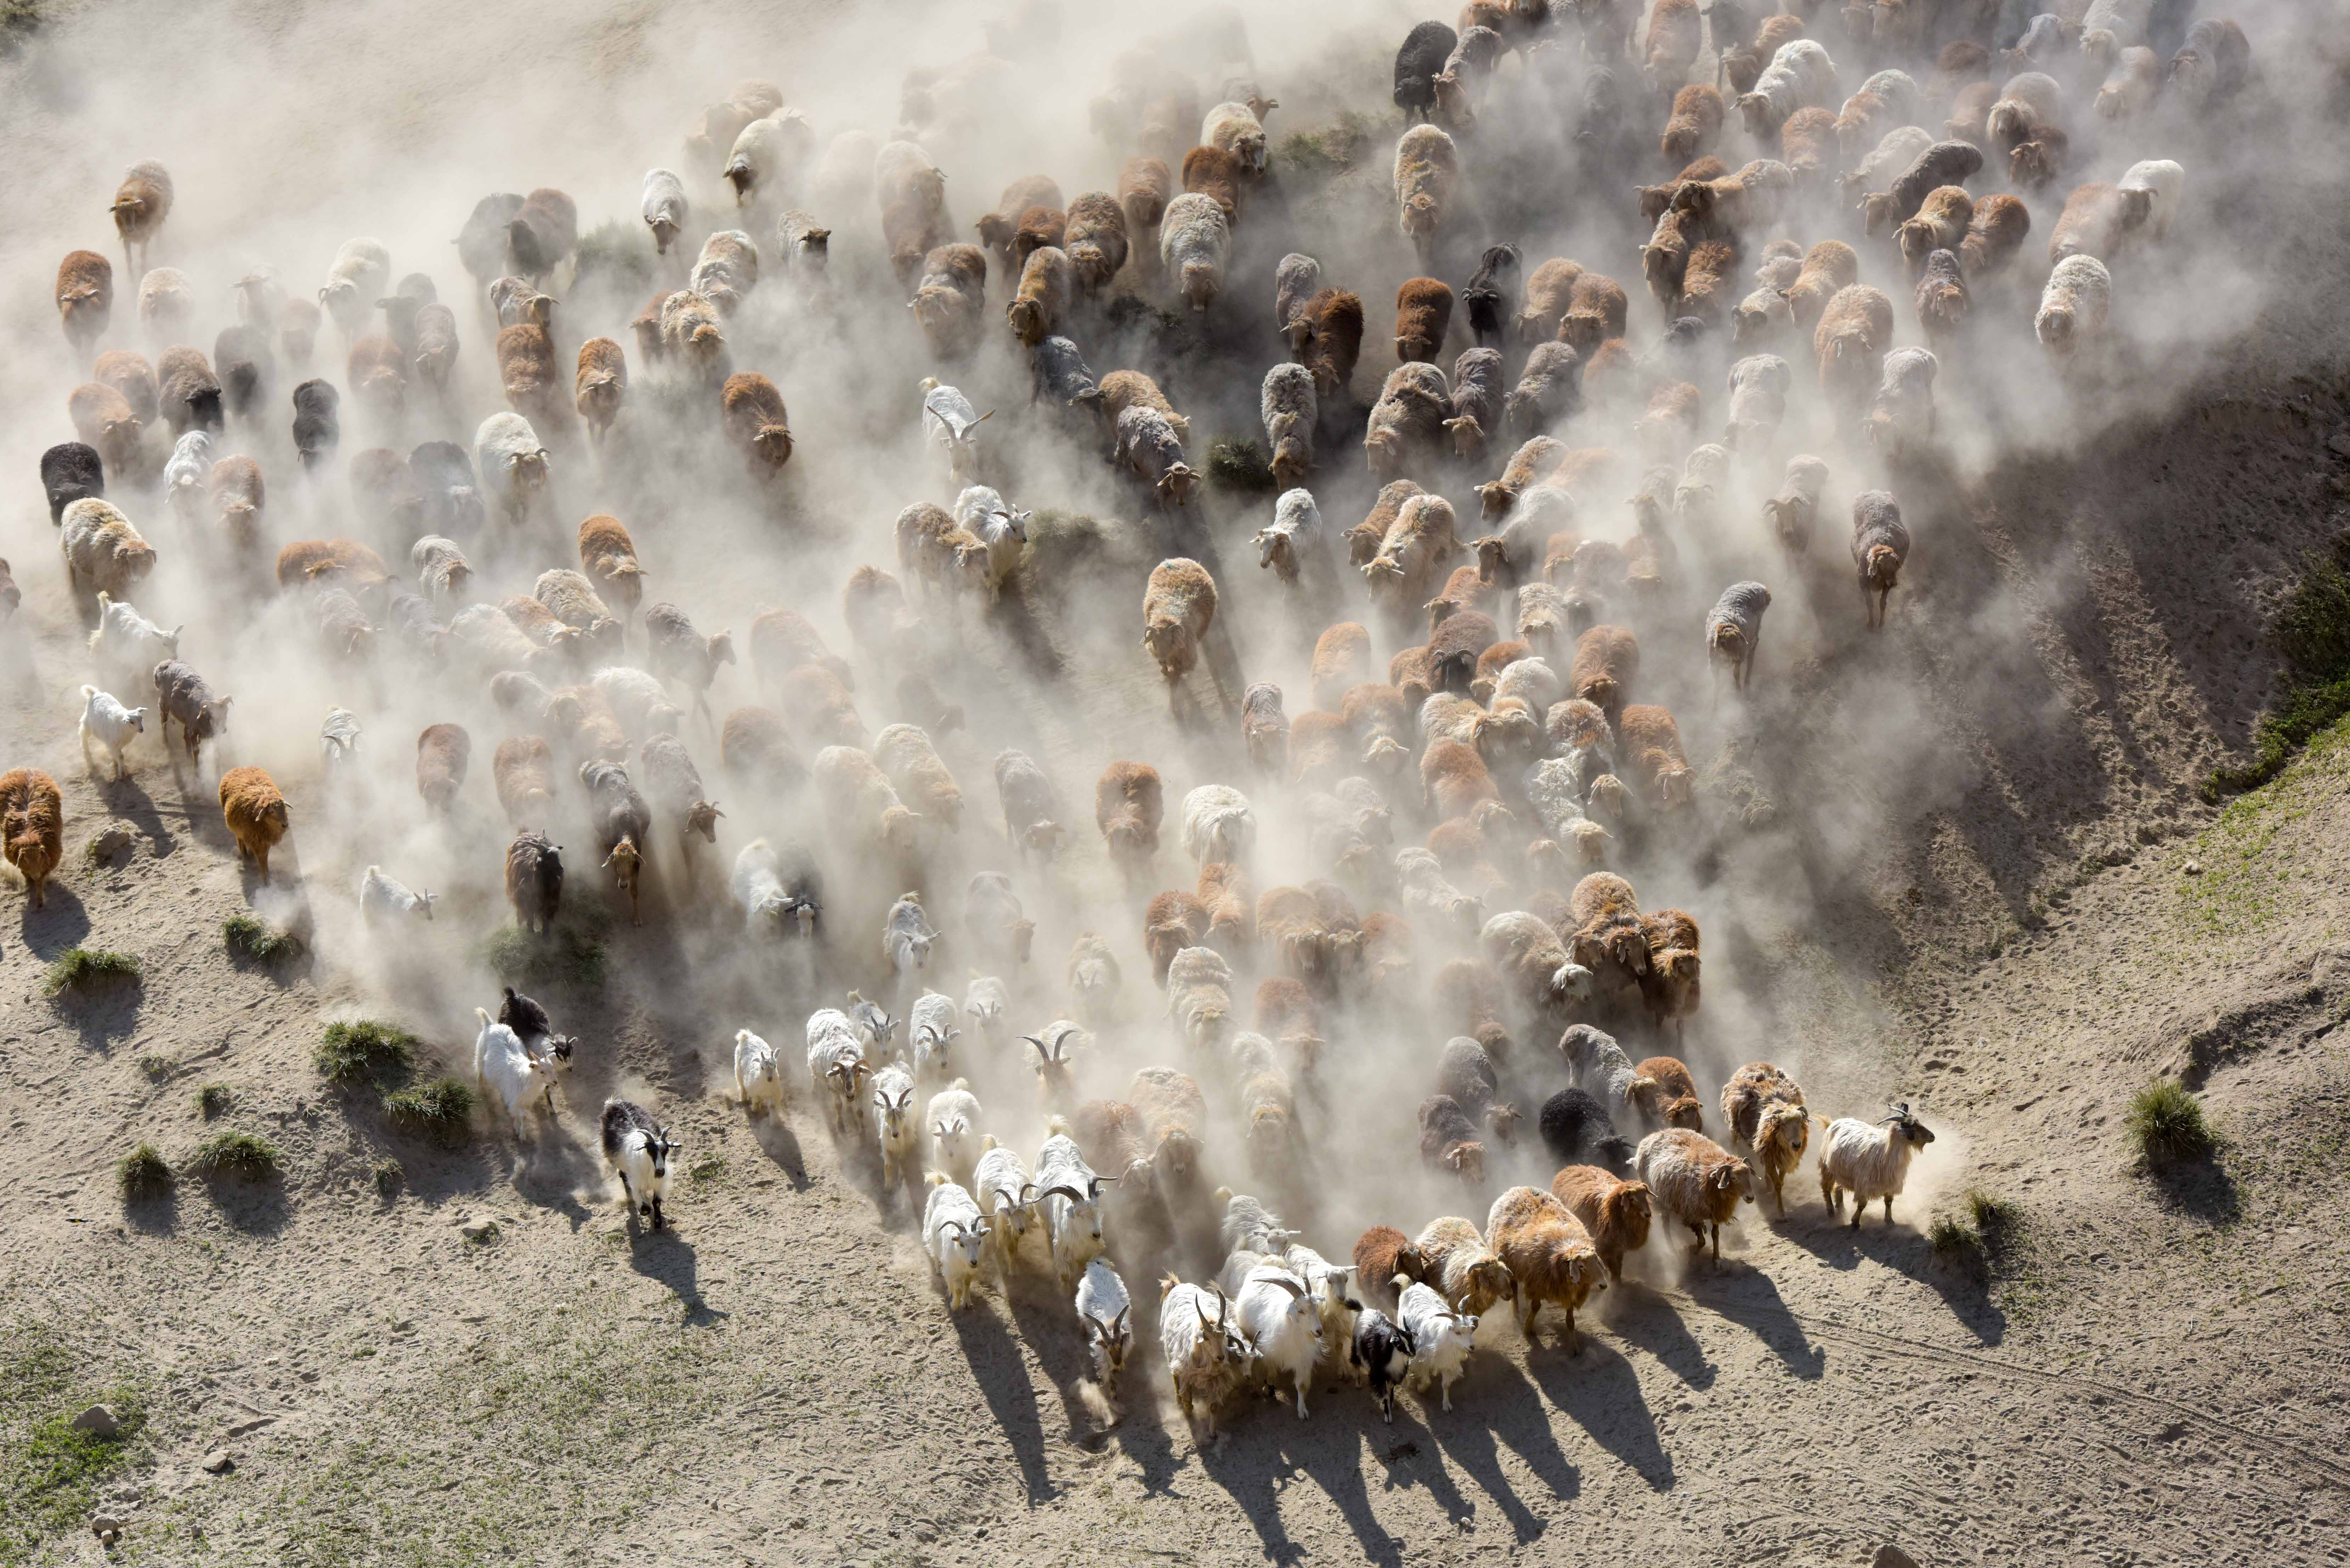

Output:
xmin=7 ymin=0 xmax=2254 ymax=1437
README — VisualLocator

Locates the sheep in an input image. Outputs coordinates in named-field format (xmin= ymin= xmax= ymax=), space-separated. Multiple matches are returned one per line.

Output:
xmin=1098 ymin=369 xmax=1191 ymax=442
xmin=218 ymin=766 xmax=289 ymax=884
xmin=42 ymin=441 xmax=106 ymax=526
xmin=413 ymin=723 xmax=470 ymax=813
xmin=1130 ymin=1066 xmax=1208 ymax=1192
xmin=1075 ymin=1258 xmax=1134 ymax=1395
xmin=1487 ymin=1186 xmax=1607 ymax=1348
xmin=1563 ymin=1023 xmax=1660 ymax=1134
xmin=1000 ymin=244 xmax=1071 ymax=348
xmin=1695 ymin=581 xmax=1771 ymax=695
xmin=1031 ymin=336 xmax=1102 ymax=415
xmin=1568 ymin=624 xmax=1641 ymax=721
xmin=1394 ymin=1279 xmax=1480 ymax=1411
xmin=1897 ymin=186 xmax=1974 ymax=272
xmin=1145 ymin=892 xmax=1213 ymax=987
xmin=1063 ymin=931 xmax=1120 ymax=1025
xmin=1299 ymin=287 xmax=1366 ymax=398
xmin=1550 ymin=1164 xmax=1654 ymax=1280
xmin=1480 ymin=908 xmax=1596 ymax=1016
xmin=0 ymin=771 xmax=63 ymax=909
xmin=1637 ymin=1127 xmax=1754 ymax=1261
xmin=1419 ymin=1095 xmax=1489 ymax=1185
xmin=1848 ymin=488 xmax=1913 ymax=631
xmin=55 ymin=251 xmax=112 ymax=348
xmin=1718 ymin=1062 xmax=1810 ymax=1215
xmin=992 ymin=749 xmax=1067 ymax=863
xmin=1178 ymin=785 xmax=1254 ymax=870
xmin=503 ymin=187 xmax=578 ymax=279
xmin=1352 ymin=1227 xmax=1428 ymax=1317
xmin=314 ymin=237 xmax=391 ymax=333
xmin=504 ymin=830 xmax=564 ymax=933
xmin=76 ymin=686 xmax=146 ymax=782
xmin=1116 ymin=409 xmax=1201 ymax=510
xmin=472 ymin=412 xmax=549 ymax=523
xmin=1819 ymin=1102 xmax=1937 ymax=1225
xmin=1439 ymin=347 xmax=1508 ymax=466
xmin=1160 ymin=1278 xmax=1253 ymax=1438
xmin=1275 ymin=253 xmax=1323 ymax=351
xmin=1057 ymin=192 xmax=1128 ymax=296
xmin=2168 ymin=18 xmax=2248 ymax=108
xmin=731 ymin=838 xmax=819 ymax=937
xmin=1567 ymin=277 xmax=1631 ymax=356
xmin=1864 ymin=141 xmax=1982 ymax=237
xmin=1364 ymin=362 xmax=1453 ymax=483
xmin=155 ymin=347 xmax=223 ymax=437
xmin=928 ymin=1080 xmax=984 ymax=1189
xmin=1166 ymin=945 xmax=1235 ymax=1054
xmin=1365 ymin=493 xmax=1463 ymax=627
xmin=1864 ymin=346 xmax=1938 ymax=456
xmin=58 ymin=500 xmax=155 ymax=600
xmin=1501 ymin=342 xmax=1580 ymax=441
xmin=1722 ymin=353 xmax=1791 ymax=454
xmin=212 ymin=324 xmax=271 ymax=418
xmin=1450 ymin=245 xmax=1519 ymax=352
xmin=714 ymin=372 xmax=794 ymax=473
xmin=1258 ymin=364 xmax=1318 ymax=493
xmin=2036 ymin=254 xmax=2113 ymax=360
xmin=689 ymin=230 xmax=759 ymax=316
xmin=1659 ymin=84 xmax=1725 ymax=164
xmin=1392 ymin=125 xmax=1459 ymax=265
xmin=590 ymin=668 xmax=683 ymax=743
xmin=2094 ymin=44 xmax=2160 ymax=118
xmin=410 ymin=441 xmax=480 ymax=534
xmin=1946 ymin=196 xmax=2028 ymax=282
xmin=1095 ymin=761 xmax=1162 ymax=874
xmin=2117 ymin=159 xmax=2183 ymax=243
xmin=636 ymin=167 xmax=690 ymax=255
xmin=1643 ymin=0 xmax=1702 ymax=90
xmin=1117 ymin=155 xmax=1171 ymax=252
xmin=1159 ymin=193 xmax=1230 ymax=311
xmin=1738 ymin=39 xmax=1839 ymax=138
xmin=577 ymin=759 xmax=650 ymax=922
xmin=924 ymin=1176 xmax=990 ymax=1309
xmin=1143 ymin=559 xmax=1218 ymax=686
xmin=136 ymin=267 xmax=194 ymax=345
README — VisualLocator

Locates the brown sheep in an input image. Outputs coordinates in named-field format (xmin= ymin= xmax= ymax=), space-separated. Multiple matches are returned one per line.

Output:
xmin=1298 ymin=288 xmax=1365 ymax=399
xmin=1661 ymin=83 xmax=1725 ymax=161
xmin=1568 ymin=870 xmax=1648 ymax=980
xmin=1394 ymin=278 xmax=1454 ymax=364
xmin=719 ymin=707 xmax=805 ymax=794
xmin=1783 ymin=239 xmax=1857 ymax=328
xmin=1096 ymin=761 xmax=1163 ymax=874
xmin=1421 ymin=739 xmax=1499 ymax=819
xmin=1198 ymin=859 xmax=1255 ymax=955
xmin=1130 ymin=1066 xmax=1208 ymax=1191
xmin=1310 ymin=622 xmax=1374 ymax=710
xmin=1616 ymin=704 xmax=1693 ymax=808
xmin=776 ymin=664 xmax=867 ymax=750
xmin=1013 ymin=206 xmax=1066 ymax=271
xmin=1488 ymin=1185 xmax=1607 ymax=1348
xmin=1145 ymin=891 xmax=1211 ymax=985
xmin=811 ymin=745 xmax=919 ymax=855
xmin=1720 ymin=1062 xmax=1810 ymax=1215
xmin=1097 ymin=370 xmax=1191 ymax=444
xmin=1677 ymin=239 xmax=1740 ymax=322
xmin=1007 ymin=245 xmax=1072 ymax=348
xmin=67 ymin=382 xmax=142 ymax=476
xmin=1350 ymin=481 xmax=1425 ymax=569
xmin=1643 ymin=0 xmax=1701 ymax=89
xmin=575 ymin=337 xmax=628 ymax=441
xmin=1117 ymin=157 xmax=1171 ymax=254
xmin=95 ymin=350 xmax=158 ymax=425
xmin=1778 ymin=105 xmax=1839 ymax=178
xmin=1635 ymin=1127 xmax=1754 ymax=1262
xmin=1568 ymin=625 xmax=1639 ymax=719
xmin=577 ymin=516 xmax=645 ymax=619
xmin=720 ymin=373 xmax=793 ymax=471
xmin=1414 ymin=1215 xmax=1516 ymax=1318
xmin=1551 ymin=1165 xmax=1654 ymax=1281
xmin=2048 ymin=181 xmax=2136 ymax=265
xmin=1364 ymin=492 xmax=1461 ymax=624
xmin=976 ymin=175 xmax=1065 ymax=272
xmin=1814 ymin=283 xmax=1893 ymax=419
xmin=416 ymin=724 xmax=470 ymax=813
xmin=1063 ymin=193 xmax=1130 ymax=293
xmin=1180 ymin=143 xmax=1244 ymax=224
xmin=56 ymin=251 xmax=113 ymax=348
xmin=1419 ymin=1096 xmax=1489 ymax=1184
xmin=1516 ymin=258 xmax=1583 ymax=343
xmin=60 ymin=500 xmax=156 ymax=598
xmin=1638 ymin=159 xmax=1726 ymax=222
xmin=910 ymin=243 xmax=989 ymax=359
xmin=1959 ymin=193 xmax=2030 ymax=276
xmin=494 ymin=735 xmax=557 ymax=826
xmin=1142 ymin=558 xmax=1218 ymax=687
xmin=1635 ymin=1055 xmax=1705 ymax=1131
xmin=111 ymin=160 xmax=172 ymax=272
xmin=1352 ymin=1226 xmax=1427 ymax=1312
xmin=219 ymin=766 xmax=290 ymax=883
xmin=2008 ymin=123 xmax=2069 ymax=191
xmin=1393 ymin=123 xmax=1457 ymax=260
xmin=0 ymin=769 xmax=64 ymax=909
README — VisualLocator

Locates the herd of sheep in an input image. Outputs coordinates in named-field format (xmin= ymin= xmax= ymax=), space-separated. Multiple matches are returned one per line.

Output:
xmin=7 ymin=0 xmax=2256 ymax=1442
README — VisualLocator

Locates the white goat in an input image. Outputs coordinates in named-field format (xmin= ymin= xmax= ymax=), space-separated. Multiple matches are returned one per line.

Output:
xmin=921 ymin=378 xmax=992 ymax=487
xmin=320 ymin=708 xmax=362 ymax=779
xmin=843 ymin=990 xmax=896 ymax=1057
xmin=733 ymin=1027 xmax=785 ymax=1117
xmin=86 ymin=592 xmax=180 ymax=686
xmin=473 ymin=1009 xmax=555 ymax=1134
xmin=1818 ymin=1102 xmax=1937 ymax=1227
xmin=77 ymin=686 xmax=146 ymax=780
xmin=872 ymin=1063 xmax=919 ymax=1185
xmin=358 ymin=864 xmax=436 ymax=922
xmin=972 ymin=1137 xmax=1038 ymax=1271
xmin=1395 ymin=1279 xmax=1480 ymax=1411
xmin=963 ymin=973 xmax=1011 ymax=1048
xmin=952 ymin=485 xmax=1030 ymax=597
xmin=909 ymin=990 xmax=961 ymax=1081
xmin=882 ymin=893 xmax=938 ymax=997
xmin=1160 ymin=1280 xmax=1254 ymax=1438
xmin=732 ymin=837 xmax=818 ymax=937
xmin=1280 ymin=1240 xmax=1364 ymax=1351
xmin=1034 ymin=1128 xmax=1108 ymax=1288
xmin=805 ymin=1008 xmax=871 ymax=1133
xmin=927 ymin=1079 xmax=983 ymax=1189
xmin=923 ymin=1175 xmax=989 ymax=1308
xmin=1235 ymin=1263 xmax=1325 ymax=1418
xmin=1180 ymin=784 xmax=1256 ymax=866
xmin=1075 ymin=1257 xmax=1134 ymax=1395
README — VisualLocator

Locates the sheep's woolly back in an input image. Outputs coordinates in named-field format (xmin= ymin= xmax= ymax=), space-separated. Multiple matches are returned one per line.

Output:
xmin=1636 ymin=1128 xmax=1751 ymax=1229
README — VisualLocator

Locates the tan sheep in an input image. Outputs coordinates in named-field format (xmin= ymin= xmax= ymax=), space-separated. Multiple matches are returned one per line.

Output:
xmin=1142 ymin=558 xmax=1218 ymax=687
xmin=219 ymin=766 xmax=290 ymax=884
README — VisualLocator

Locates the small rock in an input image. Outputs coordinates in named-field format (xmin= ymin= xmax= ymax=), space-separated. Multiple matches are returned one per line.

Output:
xmin=2183 ymin=860 xmax=2203 ymax=875
xmin=1872 ymin=1548 xmax=1919 ymax=1568
xmin=459 ymin=1217 xmax=499 ymax=1243
xmin=200 ymin=1449 xmax=233 ymax=1474
xmin=90 ymin=1513 xmax=125 ymax=1540
xmin=84 ymin=823 xmax=134 ymax=863
xmin=71 ymin=1404 xmax=121 ymax=1440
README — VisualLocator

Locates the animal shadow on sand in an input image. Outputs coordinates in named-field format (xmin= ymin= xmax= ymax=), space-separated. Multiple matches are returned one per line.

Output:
xmin=629 ymin=1226 xmax=725 ymax=1328
xmin=21 ymin=883 xmax=94 ymax=959
xmin=1780 ymin=1215 xmax=2010 ymax=1346
xmin=1521 ymin=1334 xmax=1674 ymax=1490
xmin=947 ymin=1300 xmax=1061 ymax=1506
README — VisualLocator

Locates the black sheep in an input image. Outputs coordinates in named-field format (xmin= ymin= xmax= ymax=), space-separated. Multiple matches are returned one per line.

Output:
xmin=1030 ymin=334 xmax=1102 ymax=413
xmin=504 ymin=830 xmax=564 ymax=933
xmin=1393 ymin=21 xmax=1458 ymax=123
xmin=1462 ymin=244 xmax=1521 ymax=346
xmin=291 ymin=378 xmax=340 ymax=473
xmin=40 ymin=442 xmax=104 ymax=525
xmin=1436 ymin=1034 xmax=1521 ymax=1142
xmin=213 ymin=326 xmax=272 ymax=420
xmin=1539 ymin=1087 xmax=1636 ymax=1175
xmin=410 ymin=441 xmax=483 ymax=535
xmin=458 ymin=191 xmax=525 ymax=286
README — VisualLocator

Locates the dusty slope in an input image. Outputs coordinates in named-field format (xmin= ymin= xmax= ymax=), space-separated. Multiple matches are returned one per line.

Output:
xmin=4 ymin=1 xmax=2350 ymax=1566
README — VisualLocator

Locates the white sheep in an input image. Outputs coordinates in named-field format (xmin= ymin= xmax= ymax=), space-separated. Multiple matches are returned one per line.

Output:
xmin=319 ymin=237 xmax=391 ymax=331
xmin=1394 ymin=1279 xmax=1479 ymax=1411
xmin=734 ymin=1028 xmax=786 ymax=1117
xmin=163 ymin=430 xmax=215 ymax=524
xmin=1524 ymin=759 xmax=1609 ymax=865
xmin=1738 ymin=39 xmax=1839 ymax=137
xmin=1399 ymin=847 xmax=1484 ymax=936
xmin=1236 ymin=1263 xmax=1325 ymax=1418
xmin=473 ymin=411 xmax=549 ymax=522
xmin=358 ymin=864 xmax=436 ymax=922
xmin=1260 ymin=364 xmax=1318 ymax=491
xmin=1075 ymin=1257 xmax=1134 ymax=1394
xmin=921 ymin=379 xmax=992 ymax=487
xmin=2036 ymin=255 xmax=2112 ymax=356
xmin=473 ymin=1008 xmax=555 ymax=1133
xmin=923 ymin=1174 xmax=989 ymax=1309
xmin=77 ymin=685 xmax=146 ymax=780
xmin=1166 ymin=945 xmax=1235 ymax=1053
xmin=1818 ymin=1102 xmax=1937 ymax=1226
xmin=1866 ymin=347 xmax=1938 ymax=453
xmin=1255 ymin=489 xmax=1325 ymax=584
xmin=927 ymin=1079 xmax=984 ymax=1188
xmin=1725 ymin=353 xmax=1791 ymax=452
xmin=872 ymin=1063 xmax=919 ymax=1185
xmin=2117 ymin=158 xmax=2183 ymax=241
xmin=972 ymin=1136 xmax=1038 ymax=1270
xmin=1159 ymin=192 xmax=1230 ymax=311
xmin=1559 ymin=1023 xmax=1656 ymax=1127
xmin=1180 ymin=784 xmax=1256 ymax=865
xmin=86 ymin=592 xmax=180 ymax=686
xmin=909 ymin=990 xmax=961 ymax=1081
xmin=641 ymin=167 xmax=689 ymax=254
xmin=1765 ymin=454 xmax=1831 ymax=556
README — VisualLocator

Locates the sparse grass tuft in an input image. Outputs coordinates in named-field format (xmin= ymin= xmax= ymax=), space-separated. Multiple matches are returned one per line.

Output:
xmin=117 ymin=1143 xmax=172 ymax=1203
xmin=573 ymin=218 xmax=656 ymax=298
xmin=2208 ymin=536 xmax=2350 ymax=797
xmin=2129 ymin=1078 xmax=2216 ymax=1168
xmin=688 ymin=1155 xmax=727 ymax=1187
xmin=1928 ymin=1189 xmax=2026 ymax=1285
xmin=1278 ymin=110 xmax=1376 ymax=179
xmin=1206 ymin=437 xmax=1277 ymax=495
xmin=225 ymin=913 xmax=303 ymax=963
xmin=0 ymin=1331 xmax=147 ymax=1554
xmin=372 ymin=1158 xmax=404 ymax=1197
xmin=190 ymin=1130 xmax=281 ymax=1180
xmin=480 ymin=924 xmax=607 ymax=990
xmin=41 ymin=947 xmax=140 ymax=996
xmin=384 ymin=1077 xmax=475 ymax=1143
xmin=315 ymin=1020 xmax=419 ymax=1087
xmin=195 ymin=1084 xmax=234 ymax=1120
xmin=134 ymin=1053 xmax=172 ymax=1081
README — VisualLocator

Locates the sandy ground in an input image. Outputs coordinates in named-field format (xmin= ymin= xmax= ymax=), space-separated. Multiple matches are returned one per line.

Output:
xmin=4 ymin=0 xmax=2350 ymax=1563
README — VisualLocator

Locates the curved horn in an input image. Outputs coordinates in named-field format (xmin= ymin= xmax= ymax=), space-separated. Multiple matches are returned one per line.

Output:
xmin=1196 ymin=1296 xmax=1213 ymax=1329
xmin=1039 ymin=1184 xmax=1088 ymax=1205
xmin=1267 ymin=1275 xmax=1307 ymax=1300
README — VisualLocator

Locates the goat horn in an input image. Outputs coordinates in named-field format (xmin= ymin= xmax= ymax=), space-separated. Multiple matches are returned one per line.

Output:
xmin=1267 ymin=1276 xmax=1307 ymax=1300
xmin=1040 ymin=1184 xmax=1087 ymax=1205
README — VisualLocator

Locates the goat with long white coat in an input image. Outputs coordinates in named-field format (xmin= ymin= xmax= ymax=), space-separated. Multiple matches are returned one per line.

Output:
xmin=805 ymin=1007 xmax=870 ymax=1134
xmin=921 ymin=379 xmax=991 ymax=488
xmin=86 ymin=592 xmax=179 ymax=689
xmin=927 ymin=1079 xmax=984 ymax=1189
xmin=972 ymin=1137 xmax=1038 ymax=1271
xmin=1034 ymin=1126 xmax=1109 ymax=1288
xmin=1076 ymin=1257 xmax=1134 ymax=1396
xmin=359 ymin=864 xmax=436 ymax=922
xmin=882 ymin=892 xmax=939 ymax=999
xmin=923 ymin=1175 xmax=989 ymax=1309
xmin=908 ymin=990 xmax=961 ymax=1081
xmin=963 ymin=974 xmax=1010 ymax=1048
xmin=1160 ymin=1279 xmax=1253 ymax=1438
xmin=1818 ymin=1102 xmax=1937 ymax=1226
xmin=1281 ymin=1240 xmax=1365 ymax=1352
xmin=1394 ymin=1279 xmax=1480 ymax=1410
xmin=953 ymin=485 xmax=1030 ymax=597
xmin=77 ymin=686 xmax=146 ymax=780
xmin=734 ymin=1028 xmax=785 ymax=1117
xmin=1181 ymin=784 xmax=1256 ymax=866
xmin=872 ymin=1063 xmax=919 ymax=1185
xmin=1236 ymin=1263 xmax=1326 ymax=1418
xmin=320 ymin=708 xmax=362 ymax=782
xmin=474 ymin=1009 xmax=556 ymax=1132
xmin=732 ymin=837 xmax=818 ymax=937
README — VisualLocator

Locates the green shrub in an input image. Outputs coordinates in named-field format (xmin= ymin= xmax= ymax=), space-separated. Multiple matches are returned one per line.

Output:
xmin=2128 ymin=1079 xmax=2215 ymax=1168
xmin=1278 ymin=110 xmax=1375 ymax=178
xmin=195 ymin=1084 xmax=234 ymax=1120
xmin=224 ymin=914 xmax=302 ymax=963
xmin=480 ymin=924 xmax=606 ymax=990
xmin=1206 ymin=437 xmax=1277 ymax=495
xmin=372 ymin=1158 xmax=404 ymax=1197
xmin=41 ymin=948 xmax=140 ymax=996
xmin=315 ymin=1020 xmax=419 ymax=1087
xmin=190 ymin=1130 xmax=281 ymax=1180
xmin=384 ymin=1077 xmax=475 ymax=1142
xmin=117 ymin=1144 xmax=172 ymax=1202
